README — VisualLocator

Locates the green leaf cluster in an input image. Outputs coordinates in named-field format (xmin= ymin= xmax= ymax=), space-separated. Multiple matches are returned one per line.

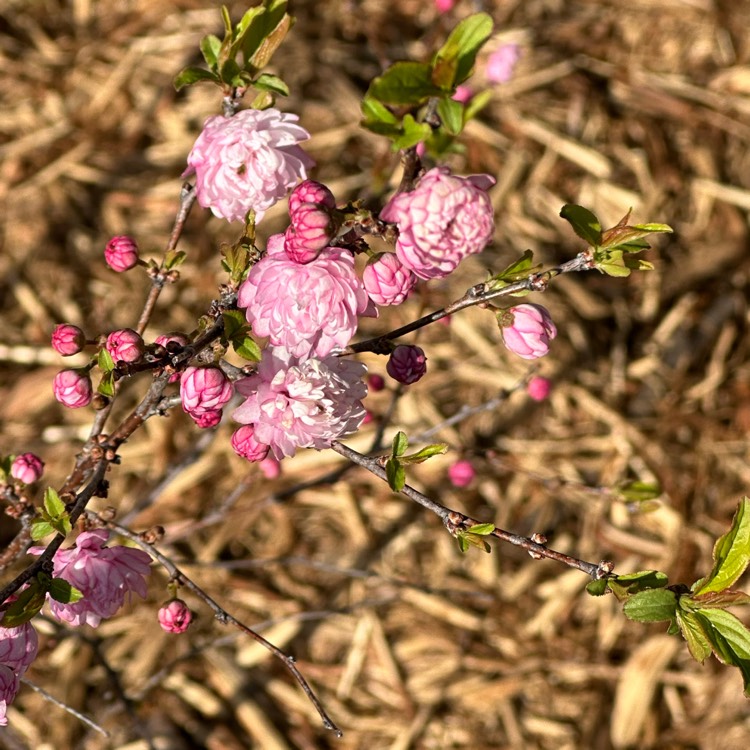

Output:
xmin=485 ymin=250 xmax=541 ymax=294
xmin=97 ymin=350 xmax=115 ymax=398
xmin=559 ymin=204 xmax=672 ymax=277
xmin=456 ymin=522 xmax=495 ymax=554
xmin=384 ymin=431 xmax=447 ymax=492
xmin=221 ymin=310 xmax=261 ymax=362
xmin=1 ymin=572 xmax=82 ymax=628
xmin=30 ymin=487 xmax=73 ymax=541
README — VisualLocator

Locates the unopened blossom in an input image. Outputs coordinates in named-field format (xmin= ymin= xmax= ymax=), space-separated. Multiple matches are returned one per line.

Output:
xmin=527 ymin=376 xmax=552 ymax=401
xmin=53 ymin=369 xmax=93 ymax=408
xmin=368 ymin=373 xmax=385 ymax=392
xmin=239 ymin=246 xmax=374 ymax=359
xmin=154 ymin=332 xmax=190 ymax=351
xmin=0 ymin=665 xmax=18 ymax=727
xmin=190 ymin=409 xmax=222 ymax=429
xmin=363 ymin=253 xmax=417 ymax=306
xmin=380 ymin=167 xmax=495 ymax=280
xmin=259 ymin=456 xmax=282 ymax=479
xmin=448 ymin=460 xmax=476 ymax=488
xmin=0 ymin=619 xmax=38 ymax=675
xmin=386 ymin=345 xmax=427 ymax=385
xmin=29 ymin=529 xmax=151 ymax=628
xmin=51 ymin=324 xmax=86 ymax=356
xmin=435 ymin=0 xmax=454 ymax=11
xmin=231 ymin=425 xmax=270 ymax=463
xmin=284 ymin=204 xmax=335 ymax=263
xmin=288 ymin=179 xmax=335 ymax=216
xmin=185 ymin=108 xmax=314 ymax=223
xmin=499 ymin=304 xmax=557 ymax=360
xmin=180 ymin=366 xmax=233 ymax=417
xmin=106 ymin=328 xmax=145 ymax=364
xmin=233 ymin=349 xmax=367 ymax=460
xmin=104 ymin=235 xmax=139 ymax=272
xmin=10 ymin=453 xmax=44 ymax=484
xmin=486 ymin=44 xmax=520 ymax=84
xmin=452 ymin=84 xmax=473 ymax=104
xmin=158 ymin=599 xmax=193 ymax=634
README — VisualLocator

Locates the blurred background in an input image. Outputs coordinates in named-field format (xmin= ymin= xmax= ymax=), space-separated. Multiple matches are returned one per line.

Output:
xmin=1 ymin=0 xmax=750 ymax=747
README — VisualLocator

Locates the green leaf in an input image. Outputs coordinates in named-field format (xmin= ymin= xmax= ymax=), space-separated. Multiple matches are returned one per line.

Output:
xmin=219 ymin=58 xmax=242 ymax=86
xmin=457 ymin=533 xmax=470 ymax=553
xmin=391 ymin=431 xmax=408 ymax=458
xmin=173 ymin=66 xmax=219 ymax=91
xmin=607 ymin=570 xmax=669 ymax=601
xmin=488 ymin=250 xmax=540 ymax=290
xmin=164 ymin=249 xmax=187 ymax=271
xmin=30 ymin=519 xmax=56 ymax=541
xmin=695 ymin=608 xmax=750 ymax=660
xmin=622 ymin=588 xmax=678 ymax=623
xmin=361 ymin=95 xmax=399 ymax=126
xmin=253 ymin=73 xmax=289 ymax=97
xmin=399 ymin=443 xmax=448 ymax=465
xmin=600 ymin=221 xmax=673 ymax=251
xmin=1 ymin=581 xmax=47 ymax=627
xmin=47 ymin=578 xmax=83 ymax=605
xmin=687 ymin=590 xmax=750 ymax=609
xmin=586 ymin=578 xmax=609 ymax=596
xmin=385 ymin=458 xmax=405 ymax=492
xmin=436 ymin=97 xmax=464 ymax=136
xmin=97 ymin=370 xmax=115 ymax=399
xmin=98 ymin=348 xmax=115 ymax=373
xmin=249 ymin=10 xmax=293 ymax=70
xmin=463 ymin=88 xmax=492 ymax=122
xmin=616 ymin=480 xmax=662 ymax=504
xmin=392 ymin=115 xmax=432 ymax=150
xmin=43 ymin=487 xmax=65 ymax=518
xmin=467 ymin=523 xmax=495 ymax=535
xmin=200 ymin=34 xmax=222 ymax=69
xmin=432 ymin=12 xmax=494 ymax=87
xmin=456 ymin=531 xmax=491 ymax=553
xmin=559 ymin=204 xmax=603 ymax=247
xmin=693 ymin=498 xmax=750 ymax=596
xmin=677 ymin=610 xmax=712 ymax=662
xmin=222 ymin=310 xmax=248 ymax=341
xmin=595 ymin=250 xmax=632 ymax=277
xmin=233 ymin=336 xmax=262 ymax=362
xmin=368 ymin=62 xmax=444 ymax=106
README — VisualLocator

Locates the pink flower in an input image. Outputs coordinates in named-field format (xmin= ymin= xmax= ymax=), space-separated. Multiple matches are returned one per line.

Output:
xmin=233 ymin=349 xmax=367 ymax=459
xmin=259 ymin=456 xmax=282 ymax=479
xmin=486 ymin=44 xmax=520 ymax=84
xmin=499 ymin=304 xmax=557 ymax=360
xmin=452 ymin=85 xmax=473 ymax=104
xmin=106 ymin=328 xmax=145 ymax=364
xmin=51 ymin=324 xmax=86 ymax=356
xmin=288 ymin=180 xmax=335 ymax=215
xmin=284 ymin=204 xmax=335 ymax=263
xmin=180 ymin=366 xmax=233 ymax=417
xmin=10 ymin=453 xmax=44 ymax=484
xmin=0 ymin=620 xmax=38 ymax=674
xmin=190 ymin=409 xmax=222 ymax=429
xmin=527 ymin=376 xmax=552 ymax=401
xmin=53 ymin=369 xmax=93 ymax=408
xmin=435 ymin=0 xmax=454 ymax=11
xmin=158 ymin=599 xmax=193 ymax=634
xmin=185 ymin=108 xmax=314 ymax=224
xmin=29 ymin=529 xmax=151 ymax=628
xmin=231 ymin=425 xmax=270 ymax=462
xmin=239 ymin=246 xmax=374 ymax=359
xmin=386 ymin=345 xmax=427 ymax=385
xmin=448 ymin=460 xmax=476 ymax=488
xmin=380 ymin=167 xmax=495 ymax=280
xmin=0 ymin=665 xmax=18 ymax=727
xmin=363 ymin=253 xmax=417 ymax=306
xmin=104 ymin=236 xmax=139 ymax=272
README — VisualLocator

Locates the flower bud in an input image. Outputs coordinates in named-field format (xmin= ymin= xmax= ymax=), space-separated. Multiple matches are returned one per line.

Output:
xmin=53 ymin=369 xmax=93 ymax=408
xmin=154 ymin=332 xmax=190 ymax=351
xmin=158 ymin=599 xmax=193 ymax=634
xmin=367 ymin=374 xmax=385 ymax=392
xmin=10 ymin=453 xmax=44 ymax=484
xmin=51 ymin=324 xmax=86 ymax=356
xmin=288 ymin=179 xmax=335 ymax=216
xmin=259 ymin=456 xmax=281 ymax=479
xmin=448 ymin=459 xmax=475 ymax=488
xmin=284 ymin=204 xmax=335 ymax=263
xmin=527 ymin=376 xmax=552 ymax=402
xmin=104 ymin=235 xmax=139 ymax=272
xmin=499 ymin=304 xmax=557 ymax=360
xmin=191 ymin=409 xmax=222 ymax=429
xmin=363 ymin=253 xmax=417 ymax=306
xmin=486 ymin=44 xmax=520 ymax=84
xmin=231 ymin=425 xmax=270 ymax=462
xmin=106 ymin=328 xmax=145 ymax=364
xmin=180 ymin=366 xmax=233 ymax=417
xmin=386 ymin=345 xmax=427 ymax=385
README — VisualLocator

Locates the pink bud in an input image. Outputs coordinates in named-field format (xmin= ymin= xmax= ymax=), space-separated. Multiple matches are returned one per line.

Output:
xmin=10 ymin=453 xmax=45 ymax=484
xmin=53 ymin=369 xmax=93 ymax=408
xmin=180 ymin=366 xmax=233 ymax=416
xmin=486 ymin=44 xmax=520 ymax=85
xmin=104 ymin=235 xmax=139 ymax=272
xmin=158 ymin=599 xmax=193 ymax=634
xmin=191 ymin=409 xmax=222 ymax=429
xmin=154 ymin=332 xmax=190 ymax=351
xmin=362 ymin=410 xmax=374 ymax=425
xmin=284 ymin=204 xmax=335 ymax=263
xmin=106 ymin=328 xmax=145 ymax=364
xmin=527 ymin=376 xmax=552 ymax=402
xmin=435 ymin=0 xmax=454 ymax=11
xmin=259 ymin=456 xmax=281 ymax=479
xmin=448 ymin=460 xmax=476 ymax=488
xmin=386 ymin=345 xmax=427 ymax=385
xmin=368 ymin=374 xmax=385 ymax=392
xmin=231 ymin=425 xmax=270 ymax=462
xmin=499 ymin=304 xmax=557 ymax=360
xmin=452 ymin=85 xmax=473 ymax=104
xmin=363 ymin=253 xmax=417 ymax=306
xmin=288 ymin=180 xmax=335 ymax=216
xmin=51 ymin=324 xmax=86 ymax=356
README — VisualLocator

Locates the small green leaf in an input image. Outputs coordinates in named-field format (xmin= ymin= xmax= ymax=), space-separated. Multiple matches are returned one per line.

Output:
xmin=586 ymin=578 xmax=609 ymax=596
xmin=43 ymin=487 xmax=65 ymax=518
xmin=233 ymin=336 xmax=262 ymax=362
xmin=391 ymin=431 xmax=408 ymax=458
xmin=253 ymin=73 xmax=289 ymax=97
xmin=436 ymin=97 xmax=464 ymax=136
xmin=399 ymin=443 xmax=448 ymax=465
xmin=622 ymin=588 xmax=678 ymax=623
xmin=164 ymin=250 xmax=187 ymax=271
xmin=30 ymin=519 xmax=56 ymax=541
xmin=695 ymin=608 xmax=750 ymax=660
xmin=249 ymin=11 xmax=293 ymax=70
xmin=368 ymin=62 xmax=444 ymax=106
xmin=677 ymin=611 xmax=712 ymax=662
xmin=687 ymin=590 xmax=750 ymax=609
xmin=392 ymin=115 xmax=432 ymax=150
xmin=457 ymin=533 xmax=470 ymax=553
xmin=607 ymin=570 xmax=669 ymax=601
xmin=385 ymin=458 xmax=405 ymax=492
xmin=1 ymin=581 xmax=47 ymax=627
xmin=200 ymin=35 xmax=222 ymax=69
xmin=616 ymin=480 xmax=662 ymax=504
xmin=173 ymin=66 xmax=219 ymax=91
xmin=219 ymin=58 xmax=242 ymax=86
xmin=48 ymin=578 xmax=83 ymax=604
xmin=559 ymin=204 xmax=603 ymax=247
xmin=432 ymin=12 xmax=494 ymax=87
xmin=457 ymin=531 xmax=491 ymax=553
xmin=97 ymin=370 xmax=115 ymax=399
xmin=467 ymin=523 xmax=495 ymax=535
xmin=98 ymin=348 xmax=115 ymax=373
xmin=222 ymin=310 xmax=248 ymax=341
xmin=361 ymin=95 xmax=399 ymax=126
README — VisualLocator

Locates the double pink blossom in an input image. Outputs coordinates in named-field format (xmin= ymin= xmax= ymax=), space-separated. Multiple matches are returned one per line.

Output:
xmin=386 ymin=345 xmax=427 ymax=385
xmin=363 ymin=253 xmax=417 ymax=306
xmin=185 ymin=108 xmax=313 ymax=223
xmin=10 ymin=453 xmax=44 ymax=484
xmin=104 ymin=236 xmax=140 ymax=272
xmin=284 ymin=204 xmax=335 ymax=263
xmin=180 ymin=367 xmax=233 ymax=419
xmin=51 ymin=324 xmax=86 ymax=356
xmin=380 ymin=167 xmax=495 ymax=280
xmin=106 ymin=328 xmax=145 ymax=364
xmin=53 ymin=369 xmax=93 ymax=408
xmin=499 ymin=304 xmax=557 ymax=360
xmin=288 ymin=179 xmax=335 ymax=215
xmin=231 ymin=425 xmax=270 ymax=463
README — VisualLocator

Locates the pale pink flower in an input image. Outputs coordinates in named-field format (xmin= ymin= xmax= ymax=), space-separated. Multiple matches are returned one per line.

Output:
xmin=288 ymin=179 xmax=335 ymax=216
xmin=231 ymin=425 xmax=270 ymax=463
xmin=380 ymin=167 xmax=495 ymax=280
xmin=180 ymin=366 xmax=233 ymax=417
xmin=239 ymin=246 xmax=375 ymax=359
xmin=386 ymin=345 xmax=427 ymax=385
xmin=233 ymin=349 xmax=367 ymax=459
xmin=448 ymin=460 xmax=476 ymax=488
xmin=0 ymin=666 xmax=18 ymax=727
xmin=486 ymin=44 xmax=520 ymax=84
xmin=500 ymin=304 xmax=557 ymax=360
xmin=29 ymin=529 xmax=151 ymax=628
xmin=527 ymin=376 xmax=552 ymax=401
xmin=158 ymin=599 xmax=193 ymax=634
xmin=185 ymin=108 xmax=314 ymax=223
xmin=106 ymin=328 xmax=145 ymax=364
xmin=10 ymin=453 xmax=44 ymax=484
xmin=104 ymin=236 xmax=139 ymax=272
xmin=259 ymin=456 xmax=282 ymax=479
xmin=363 ymin=253 xmax=417 ymax=306
xmin=53 ymin=369 xmax=93 ymax=408
xmin=51 ymin=324 xmax=86 ymax=356
xmin=284 ymin=204 xmax=335 ymax=263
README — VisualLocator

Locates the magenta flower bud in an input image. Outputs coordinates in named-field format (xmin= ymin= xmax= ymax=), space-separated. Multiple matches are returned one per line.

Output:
xmin=386 ymin=345 xmax=427 ymax=385
xmin=259 ymin=456 xmax=281 ymax=479
xmin=288 ymin=179 xmax=336 ymax=216
xmin=527 ymin=376 xmax=552 ymax=401
xmin=51 ymin=324 xmax=86 ymax=356
xmin=435 ymin=0 xmax=454 ymax=11
xmin=231 ymin=425 xmax=270 ymax=462
xmin=362 ymin=410 xmax=374 ymax=425
xmin=104 ymin=235 xmax=139 ymax=272
xmin=180 ymin=366 xmax=233 ymax=416
xmin=154 ymin=332 xmax=190 ymax=351
xmin=284 ymin=204 xmax=335 ymax=263
xmin=191 ymin=409 xmax=222 ymax=429
xmin=10 ymin=453 xmax=45 ymax=484
xmin=158 ymin=599 xmax=193 ymax=634
xmin=499 ymin=304 xmax=557 ymax=360
xmin=452 ymin=85 xmax=473 ymax=104
xmin=368 ymin=374 xmax=385 ymax=392
xmin=53 ymin=369 xmax=93 ymax=408
xmin=486 ymin=44 xmax=520 ymax=84
xmin=106 ymin=328 xmax=145 ymax=364
xmin=448 ymin=460 xmax=476 ymax=488
xmin=363 ymin=253 xmax=417 ymax=306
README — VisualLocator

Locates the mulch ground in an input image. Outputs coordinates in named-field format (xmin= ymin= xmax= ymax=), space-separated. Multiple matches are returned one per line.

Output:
xmin=1 ymin=0 xmax=750 ymax=748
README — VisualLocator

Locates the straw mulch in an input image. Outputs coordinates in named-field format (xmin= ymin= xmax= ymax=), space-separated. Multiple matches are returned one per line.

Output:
xmin=1 ymin=0 xmax=750 ymax=748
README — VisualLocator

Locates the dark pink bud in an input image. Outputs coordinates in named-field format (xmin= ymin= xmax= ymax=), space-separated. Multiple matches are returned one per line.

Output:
xmin=368 ymin=374 xmax=385 ymax=392
xmin=104 ymin=235 xmax=139 ymax=272
xmin=158 ymin=599 xmax=193 ymax=634
xmin=231 ymin=425 xmax=270 ymax=462
xmin=259 ymin=456 xmax=281 ymax=479
xmin=10 ymin=453 xmax=45 ymax=484
xmin=362 ymin=410 xmax=374 ymax=425
xmin=51 ymin=324 xmax=86 ymax=356
xmin=386 ymin=345 xmax=427 ymax=385
xmin=191 ymin=409 xmax=222 ymax=429
xmin=448 ymin=460 xmax=475 ymax=488
xmin=527 ymin=376 xmax=552 ymax=401
xmin=452 ymin=85 xmax=473 ymax=104
xmin=363 ymin=253 xmax=417 ymax=306
xmin=499 ymin=304 xmax=557 ymax=360
xmin=53 ymin=369 xmax=93 ymax=408
xmin=288 ymin=180 xmax=335 ymax=216
xmin=106 ymin=328 xmax=145 ymax=364
xmin=284 ymin=204 xmax=335 ymax=263
xmin=180 ymin=366 xmax=233 ymax=416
